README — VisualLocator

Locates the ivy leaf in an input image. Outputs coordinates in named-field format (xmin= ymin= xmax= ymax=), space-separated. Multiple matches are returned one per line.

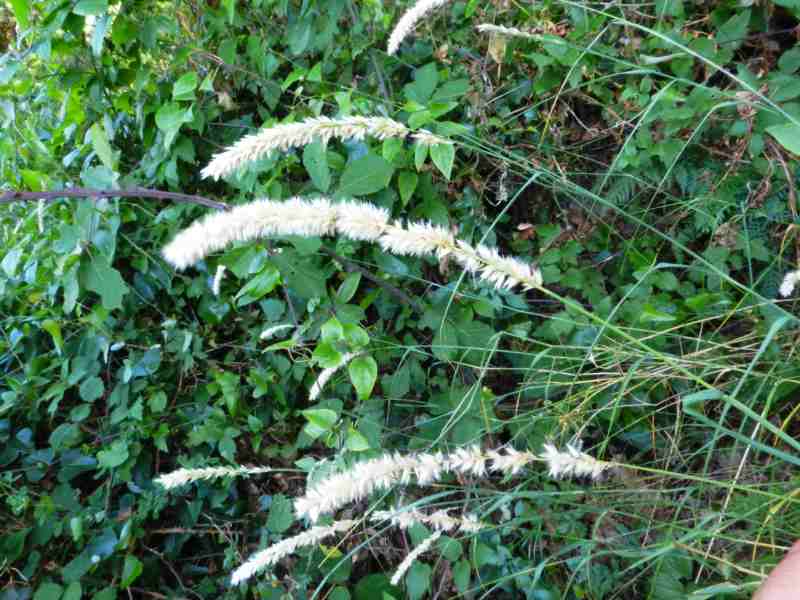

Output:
xmin=338 ymin=153 xmax=394 ymax=196
xmin=303 ymin=140 xmax=331 ymax=192
xmin=172 ymin=72 xmax=199 ymax=101
xmin=266 ymin=494 xmax=294 ymax=533
xmin=302 ymin=408 xmax=339 ymax=438
xmin=89 ymin=123 xmax=116 ymax=171
xmin=348 ymin=356 xmax=377 ymax=400
xmin=97 ymin=440 xmax=129 ymax=469
xmin=81 ymin=258 xmax=129 ymax=311
xmin=155 ymin=102 xmax=193 ymax=149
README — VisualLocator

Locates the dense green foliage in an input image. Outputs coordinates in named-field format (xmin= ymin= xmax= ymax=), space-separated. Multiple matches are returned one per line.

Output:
xmin=2 ymin=0 xmax=800 ymax=598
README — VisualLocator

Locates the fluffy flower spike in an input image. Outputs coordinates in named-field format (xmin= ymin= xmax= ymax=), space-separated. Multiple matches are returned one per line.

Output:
xmin=539 ymin=442 xmax=612 ymax=480
xmin=295 ymin=445 xmax=536 ymax=523
xmin=387 ymin=0 xmax=452 ymax=55
xmin=780 ymin=269 xmax=800 ymax=297
xmin=372 ymin=507 xmax=484 ymax=533
xmin=390 ymin=531 xmax=442 ymax=585
xmin=230 ymin=520 xmax=355 ymax=585
xmin=155 ymin=465 xmax=271 ymax=490
xmin=202 ymin=116 xmax=410 ymax=180
xmin=163 ymin=198 xmax=542 ymax=293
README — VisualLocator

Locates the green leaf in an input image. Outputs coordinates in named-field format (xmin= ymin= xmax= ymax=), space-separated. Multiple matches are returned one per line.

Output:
xmin=40 ymin=319 xmax=63 ymax=355
xmin=302 ymin=408 xmax=339 ymax=438
xmin=414 ymin=143 xmax=428 ymax=171
xmin=172 ymin=72 xmax=199 ymax=101
xmin=82 ymin=259 xmax=129 ymax=311
xmin=92 ymin=587 xmax=116 ymax=600
xmin=62 ymin=582 xmax=82 ymax=600
xmin=336 ymin=272 xmax=361 ymax=303
xmin=339 ymin=153 xmax=394 ymax=196
xmin=97 ymin=440 xmax=129 ymax=469
xmin=2 ymin=247 xmax=23 ymax=277
xmin=34 ymin=583 xmax=63 ymax=600
xmin=266 ymin=494 xmax=294 ymax=533
xmin=235 ymin=265 xmax=280 ymax=307
xmin=398 ymin=171 xmax=418 ymax=205
xmin=10 ymin=0 xmax=30 ymax=29
xmin=148 ymin=391 xmax=167 ymax=413
xmin=89 ymin=123 xmax=116 ymax=171
xmin=432 ymin=323 xmax=459 ymax=361
xmin=213 ymin=370 xmax=240 ymax=416
xmin=303 ymin=140 xmax=331 ymax=192
xmin=766 ymin=122 xmax=800 ymax=155
xmin=406 ymin=562 xmax=432 ymax=600
xmin=404 ymin=63 xmax=439 ymax=105
xmin=430 ymin=143 xmax=455 ymax=180
xmin=121 ymin=555 xmax=143 ymax=589
xmin=348 ymin=356 xmax=377 ymax=401
xmin=779 ymin=47 xmax=800 ymax=74
xmin=715 ymin=10 xmax=750 ymax=51
xmin=79 ymin=376 xmax=104 ymax=402
xmin=221 ymin=0 xmax=236 ymax=23
xmin=345 ymin=427 xmax=370 ymax=451
xmin=321 ymin=317 xmax=345 ymax=343
xmin=312 ymin=341 xmax=342 ymax=368
xmin=73 ymin=0 xmax=108 ymax=16
xmin=90 ymin=13 xmax=110 ymax=57
xmin=453 ymin=560 xmax=471 ymax=593
xmin=354 ymin=574 xmax=399 ymax=600
xmin=155 ymin=102 xmax=193 ymax=149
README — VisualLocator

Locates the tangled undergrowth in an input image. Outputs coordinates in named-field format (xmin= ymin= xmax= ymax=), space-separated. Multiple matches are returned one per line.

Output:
xmin=2 ymin=1 xmax=800 ymax=599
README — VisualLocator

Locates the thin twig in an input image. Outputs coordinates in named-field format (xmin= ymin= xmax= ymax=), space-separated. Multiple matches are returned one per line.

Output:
xmin=320 ymin=247 xmax=424 ymax=313
xmin=5 ymin=187 xmax=426 ymax=313
xmin=0 ymin=187 xmax=230 ymax=211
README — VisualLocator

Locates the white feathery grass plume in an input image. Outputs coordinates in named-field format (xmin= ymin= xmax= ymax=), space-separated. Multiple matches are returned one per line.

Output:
xmin=372 ymin=507 xmax=484 ymax=533
xmin=412 ymin=129 xmax=453 ymax=147
xmin=155 ymin=465 xmax=272 ymax=490
xmin=387 ymin=0 xmax=451 ymax=56
xmin=295 ymin=445 xmax=533 ymax=523
xmin=260 ymin=324 xmax=294 ymax=340
xmin=779 ymin=269 xmax=800 ymax=297
xmin=212 ymin=264 xmax=226 ymax=297
xmin=230 ymin=520 xmax=355 ymax=585
xmin=379 ymin=222 xmax=456 ymax=258
xmin=335 ymin=202 xmax=390 ymax=241
xmin=202 ymin=116 xmax=410 ymax=180
xmin=487 ymin=446 xmax=536 ymax=475
xmin=390 ymin=531 xmax=441 ymax=586
xmin=309 ymin=352 xmax=360 ymax=402
xmin=539 ymin=442 xmax=612 ymax=480
xmin=162 ymin=198 xmax=542 ymax=292
xmin=476 ymin=23 xmax=538 ymax=40
xmin=162 ymin=197 xmax=338 ymax=270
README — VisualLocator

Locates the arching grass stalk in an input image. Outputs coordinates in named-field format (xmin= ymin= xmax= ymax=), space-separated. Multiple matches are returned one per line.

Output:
xmin=162 ymin=197 xmax=543 ymax=292
xmin=201 ymin=116 xmax=450 ymax=180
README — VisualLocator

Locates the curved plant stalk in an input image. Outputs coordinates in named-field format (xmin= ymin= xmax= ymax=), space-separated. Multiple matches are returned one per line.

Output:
xmin=162 ymin=197 xmax=543 ymax=292
xmin=201 ymin=116 xmax=450 ymax=180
